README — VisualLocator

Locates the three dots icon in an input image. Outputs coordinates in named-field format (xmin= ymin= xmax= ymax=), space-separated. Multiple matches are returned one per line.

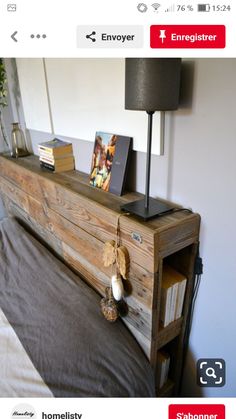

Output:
xmin=30 ymin=34 xmax=47 ymax=39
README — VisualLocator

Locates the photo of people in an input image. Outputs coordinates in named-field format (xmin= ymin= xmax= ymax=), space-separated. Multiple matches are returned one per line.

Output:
xmin=90 ymin=132 xmax=118 ymax=192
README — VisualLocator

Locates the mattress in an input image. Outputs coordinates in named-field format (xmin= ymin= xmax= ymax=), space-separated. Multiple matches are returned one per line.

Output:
xmin=0 ymin=217 xmax=155 ymax=397
xmin=0 ymin=307 xmax=53 ymax=397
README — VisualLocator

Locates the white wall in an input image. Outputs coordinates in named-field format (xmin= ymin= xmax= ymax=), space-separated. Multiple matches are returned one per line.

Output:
xmin=16 ymin=58 xmax=162 ymax=155
xmin=167 ymin=59 xmax=236 ymax=396
xmin=16 ymin=59 xmax=52 ymax=133
xmin=118 ymin=59 xmax=236 ymax=396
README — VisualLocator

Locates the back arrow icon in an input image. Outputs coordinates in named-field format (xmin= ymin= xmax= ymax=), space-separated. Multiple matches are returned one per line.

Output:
xmin=11 ymin=31 xmax=18 ymax=42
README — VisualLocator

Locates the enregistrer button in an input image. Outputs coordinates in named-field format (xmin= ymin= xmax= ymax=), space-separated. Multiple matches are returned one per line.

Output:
xmin=150 ymin=25 xmax=226 ymax=48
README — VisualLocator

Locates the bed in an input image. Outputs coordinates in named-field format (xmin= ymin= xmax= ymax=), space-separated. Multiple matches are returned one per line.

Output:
xmin=0 ymin=155 xmax=200 ymax=396
xmin=0 ymin=216 xmax=155 ymax=397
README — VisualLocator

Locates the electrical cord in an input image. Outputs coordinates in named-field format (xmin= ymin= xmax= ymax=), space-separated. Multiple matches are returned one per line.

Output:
xmin=156 ymin=207 xmax=193 ymax=217
xmin=172 ymin=208 xmax=193 ymax=214
xmin=179 ymin=244 xmax=203 ymax=394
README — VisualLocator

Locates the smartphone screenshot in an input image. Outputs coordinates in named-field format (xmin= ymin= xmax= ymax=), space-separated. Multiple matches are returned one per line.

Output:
xmin=0 ymin=1 xmax=235 ymax=418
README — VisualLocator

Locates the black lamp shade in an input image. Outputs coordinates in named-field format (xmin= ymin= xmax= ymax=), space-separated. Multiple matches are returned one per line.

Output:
xmin=125 ymin=58 xmax=181 ymax=112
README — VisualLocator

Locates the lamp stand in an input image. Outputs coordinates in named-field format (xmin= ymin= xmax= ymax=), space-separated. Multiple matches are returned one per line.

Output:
xmin=121 ymin=111 xmax=174 ymax=221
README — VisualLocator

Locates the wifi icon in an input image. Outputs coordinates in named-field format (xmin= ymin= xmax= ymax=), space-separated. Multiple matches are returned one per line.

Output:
xmin=151 ymin=3 xmax=161 ymax=11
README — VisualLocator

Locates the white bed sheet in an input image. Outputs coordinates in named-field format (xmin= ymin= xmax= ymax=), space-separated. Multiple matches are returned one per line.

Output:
xmin=0 ymin=307 xmax=53 ymax=397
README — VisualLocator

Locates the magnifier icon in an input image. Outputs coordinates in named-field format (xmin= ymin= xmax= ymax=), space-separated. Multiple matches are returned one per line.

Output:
xmin=206 ymin=367 xmax=217 ymax=378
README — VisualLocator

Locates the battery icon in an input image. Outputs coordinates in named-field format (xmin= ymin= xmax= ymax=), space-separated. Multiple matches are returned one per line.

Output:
xmin=198 ymin=4 xmax=210 ymax=11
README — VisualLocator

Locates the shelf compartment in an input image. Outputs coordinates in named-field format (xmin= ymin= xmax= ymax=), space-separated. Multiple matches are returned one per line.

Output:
xmin=156 ymin=317 xmax=183 ymax=350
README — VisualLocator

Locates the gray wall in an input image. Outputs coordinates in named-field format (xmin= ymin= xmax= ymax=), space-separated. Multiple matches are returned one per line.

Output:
xmin=1 ymin=58 xmax=236 ymax=396
xmin=168 ymin=59 xmax=236 ymax=397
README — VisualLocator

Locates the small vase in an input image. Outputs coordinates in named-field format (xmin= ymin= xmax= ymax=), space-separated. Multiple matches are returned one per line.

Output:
xmin=11 ymin=122 xmax=30 ymax=158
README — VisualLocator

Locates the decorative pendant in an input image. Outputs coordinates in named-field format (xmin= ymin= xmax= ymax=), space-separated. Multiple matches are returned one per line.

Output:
xmin=102 ymin=240 xmax=116 ymax=267
xmin=100 ymin=287 xmax=119 ymax=322
xmin=111 ymin=274 xmax=124 ymax=301
xmin=117 ymin=246 xmax=130 ymax=279
xmin=103 ymin=241 xmax=130 ymax=279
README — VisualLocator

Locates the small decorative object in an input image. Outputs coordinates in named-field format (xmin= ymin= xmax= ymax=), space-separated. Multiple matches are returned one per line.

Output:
xmin=116 ymin=299 xmax=129 ymax=317
xmin=102 ymin=214 xmax=130 ymax=277
xmin=90 ymin=131 xmax=132 ymax=196
xmin=111 ymin=274 xmax=124 ymax=301
xmin=11 ymin=122 xmax=30 ymax=158
xmin=101 ymin=213 xmax=130 ymax=322
xmin=100 ymin=287 xmax=119 ymax=322
xmin=38 ymin=138 xmax=74 ymax=173
xmin=117 ymin=246 xmax=130 ymax=280
xmin=102 ymin=240 xmax=116 ymax=267
xmin=102 ymin=241 xmax=130 ymax=278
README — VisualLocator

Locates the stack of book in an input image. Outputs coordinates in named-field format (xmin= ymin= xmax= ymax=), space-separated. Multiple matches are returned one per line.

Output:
xmin=38 ymin=138 xmax=75 ymax=173
xmin=160 ymin=265 xmax=187 ymax=328
xmin=156 ymin=350 xmax=170 ymax=390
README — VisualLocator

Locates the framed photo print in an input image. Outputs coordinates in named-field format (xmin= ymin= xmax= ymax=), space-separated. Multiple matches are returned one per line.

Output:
xmin=90 ymin=131 xmax=132 ymax=196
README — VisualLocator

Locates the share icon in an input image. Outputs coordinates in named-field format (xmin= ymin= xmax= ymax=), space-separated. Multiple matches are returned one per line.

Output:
xmin=86 ymin=31 xmax=96 ymax=42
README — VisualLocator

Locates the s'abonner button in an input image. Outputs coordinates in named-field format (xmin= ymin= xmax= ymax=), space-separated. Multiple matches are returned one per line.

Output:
xmin=169 ymin=404 xmax=225 ymax=419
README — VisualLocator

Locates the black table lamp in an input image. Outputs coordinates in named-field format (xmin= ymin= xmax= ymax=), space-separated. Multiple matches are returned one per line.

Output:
xmin=121 ymin=58 xmax=182 ymax=221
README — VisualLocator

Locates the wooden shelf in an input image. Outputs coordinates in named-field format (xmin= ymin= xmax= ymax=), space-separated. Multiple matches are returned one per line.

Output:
xmin=157 ymin=318 xmax=183 ymax=350
xmin=0 ymin=153 xmax=201 ymax=396
xmin=158 ymin=379 xmax=175 ymax=397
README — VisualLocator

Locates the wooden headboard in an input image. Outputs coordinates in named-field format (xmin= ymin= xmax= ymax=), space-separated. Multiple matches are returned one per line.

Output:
xmin=0 ymin=154 xmax=200 ymax=396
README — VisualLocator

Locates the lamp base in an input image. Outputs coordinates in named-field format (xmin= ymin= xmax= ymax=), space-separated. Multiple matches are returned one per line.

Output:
xmin=121 ymin=197 xmax=174 ymax=221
